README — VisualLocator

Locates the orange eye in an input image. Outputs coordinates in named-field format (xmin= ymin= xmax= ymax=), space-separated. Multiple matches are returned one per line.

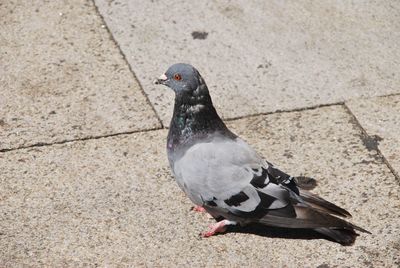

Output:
xmin=173 ymin=73 xmax=182 ymax=81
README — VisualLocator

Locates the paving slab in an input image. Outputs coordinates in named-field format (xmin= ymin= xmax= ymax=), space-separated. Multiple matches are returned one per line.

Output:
xmin=95 ymin=0 xmax=400 ymax=124
xmin=0 ymin=0 xmax=160 ymax=151
xmin=1 ymin=105 xmax=399 ymax=267
xmin=347 ymin=95 xmax=400 ymax=179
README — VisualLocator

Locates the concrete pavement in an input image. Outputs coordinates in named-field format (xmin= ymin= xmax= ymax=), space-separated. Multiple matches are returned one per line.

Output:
xmin=0 ymin=0 xmax=160 ymax=151
xmin=95 ymin=0 xmax=400 ymax=124
xmin=1 ymin=0 xmax=399 ymax=267
xmin=347 ymin=95 xmax=400 ymax=178
xmin=2 ymin=106 xmax=400 ymax=266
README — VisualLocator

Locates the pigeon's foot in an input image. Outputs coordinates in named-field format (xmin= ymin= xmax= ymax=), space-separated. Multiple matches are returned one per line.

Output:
xmin=191 ymin=205 xmax=206 ymax=212
xmin=191 ymin=206 xmax=214 ymax=220
xmin=202 ymin=220 xmax=236 ymax=237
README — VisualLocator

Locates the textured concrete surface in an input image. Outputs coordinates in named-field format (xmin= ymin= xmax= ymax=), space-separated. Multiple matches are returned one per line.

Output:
xmin=2 ymin=1 xmax=400 ymax=267
xmin=0 ymin=0 xmax=160 ymax=151
xmin=95 ymin=0 xmax=400 ymax=124
xmin=1 ymin=106 xmax=399 ymax=267
xmin=347 ymin=95 xmax=400 ymax=179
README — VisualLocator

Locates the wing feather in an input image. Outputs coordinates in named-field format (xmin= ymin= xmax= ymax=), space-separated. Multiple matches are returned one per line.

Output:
xmin=173 ymin=137 xmax=292 ymax=217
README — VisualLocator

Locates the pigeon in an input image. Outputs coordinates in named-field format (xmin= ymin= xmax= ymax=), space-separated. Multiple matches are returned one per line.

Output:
xmin=154 ymin=63 xmax=370 ymax=245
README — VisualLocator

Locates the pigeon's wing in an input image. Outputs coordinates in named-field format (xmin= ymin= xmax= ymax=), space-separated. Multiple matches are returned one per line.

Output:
xmin=173 ymin=137 xmax=289 ymax=210
xmin=174 ymin=136 xmax=362 ymax=231
xmin=265 ymin=162 xmax=351 ymax=218
xmin=266 ymin=163 xmax=318 ymax=191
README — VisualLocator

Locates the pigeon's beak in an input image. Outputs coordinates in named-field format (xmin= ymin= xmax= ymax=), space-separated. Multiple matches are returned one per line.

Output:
xmin=153 ymin=73 xmax=168 ymax=85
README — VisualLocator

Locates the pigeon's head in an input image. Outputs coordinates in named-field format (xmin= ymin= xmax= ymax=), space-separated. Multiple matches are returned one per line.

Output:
xmin=154 ymin=63 xmax=203 ymax=94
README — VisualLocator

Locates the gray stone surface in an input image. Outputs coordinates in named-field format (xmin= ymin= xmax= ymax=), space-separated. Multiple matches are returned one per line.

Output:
xmin=0 ymin=0 xmax=160 ymax=151
xmin=95 ymin=0 xmax=400 ymax=124
xmin=347 ymin=95 xmax=400 ymax=179
xmin=1 ymin=106 xmax=399 ymax=267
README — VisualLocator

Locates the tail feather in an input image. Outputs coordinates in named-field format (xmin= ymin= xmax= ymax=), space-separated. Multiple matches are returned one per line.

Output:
xmin=258 ymin=206 xmax=358 ymax=230
xmin=299 ymin=189 xmax=352 ymax=218
xmin=315 ymin=228 xmax=358 ymax=246
xmin=257 ymin=205 xmax=370 ymax=244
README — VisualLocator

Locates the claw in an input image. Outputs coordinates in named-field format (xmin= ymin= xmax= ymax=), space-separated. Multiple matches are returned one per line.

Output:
xmin=191 ymin=205 xmax=206 ymax=212
xmin=201 ymin=220 xmax=236 ymax=237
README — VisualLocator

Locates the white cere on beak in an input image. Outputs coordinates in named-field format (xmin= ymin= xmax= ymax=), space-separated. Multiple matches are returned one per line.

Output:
xmin=153 ymin=73 xmax=168 ymax=85
xmin=158 ymin=73 xmax=167 ymax=81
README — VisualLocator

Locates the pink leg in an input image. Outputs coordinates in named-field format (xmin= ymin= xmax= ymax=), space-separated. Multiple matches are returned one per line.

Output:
xmin=192 ymin=205 xmax=206 ymax=212
xmin=202 ymin=220 xmax=236 ymax=237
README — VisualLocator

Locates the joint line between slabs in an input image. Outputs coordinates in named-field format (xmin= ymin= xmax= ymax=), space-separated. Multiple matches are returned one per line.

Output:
xmin=343 ymin=104 xmax=400 ymax=184
xmin=90 ymin=0 xmax=164 ymax=128
xmin=224 ymin=101 xmax=345 ymax=122
xmin=0 ymin=126 xmax=163 ymax=153
xmin=0 ymin=102 xmax=343 ymax=153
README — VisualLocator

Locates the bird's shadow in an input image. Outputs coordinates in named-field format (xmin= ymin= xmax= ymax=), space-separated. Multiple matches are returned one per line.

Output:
xmin=225 ymin=223 xmax=339 ymax=244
